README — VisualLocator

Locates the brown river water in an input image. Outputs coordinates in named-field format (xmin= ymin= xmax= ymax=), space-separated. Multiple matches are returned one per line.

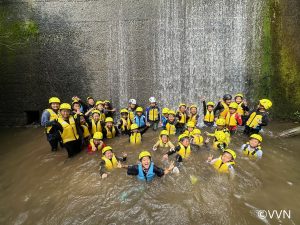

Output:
xmin=0 ymin=121 xmax=299 ymax=225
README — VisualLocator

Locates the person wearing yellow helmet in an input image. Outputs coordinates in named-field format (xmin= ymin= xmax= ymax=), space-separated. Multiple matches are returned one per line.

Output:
xmin=244 ymin=99 xmax=272 ymax=135
xmin=224 ymin=102 xmax=242 ymax=134
xmin=52 ymin=103 xmax=82 ymax=157
xmin=183 ymin=121 xmax=195 ymax=137
xmin=187 ymin=104 xmax=199 ymax=126
xmin=71 ymin=100 xmax=82 ymax=115
xmin=41 ymin=97 xmax=61 ymax=151
xmin=117 ymin=108 xmax=132 ymax=135
xmin=87 ymin=131 xmax=105 ymax=153
xmin=88 ymin=110 xmax=103 ymax=136
xmin=213 ymin=94 xmax=232 ymax=119
xmin=75 ymin=113 xmax=91 ymax=145
xmin=234 ymin=94 xmax=250 ymax=125
xmin=152 ymin=130 xmax=175 ymax=151
xmin=240 ymin=134 xmax=263 ymax=159
xmin=120 ymin=151 xmax=175 ymax=182
xmin=146 ymin=97 xmax=161 ymax=131
xmin=161 ymin=107 xmax=169 ymax=128
xmin=128 ymin=123 xmax=149 ymax=144
xmin=103 ymin=117 xmax=119 ymax=139
xmin=134 ymin=107 xmax=148 ymax=129
xmin=207 ymin=148 xmax=236 ymax=176
xmin=190 ymin=128 xmax=204 ymax=147
xmin=201 ymin=97 xmax=215 ymax=127
xmin=163 ymin=134 xmax=191 ymax=163
xmin=205 ymin=118 xmax=231 ymax=147
xmin=165 ymin=110 xmax=177 ymax=135
xmin=99 ymin=146 xmax=127 ymax=179
xmin=176 ymin=103 xmax=187 ymax=134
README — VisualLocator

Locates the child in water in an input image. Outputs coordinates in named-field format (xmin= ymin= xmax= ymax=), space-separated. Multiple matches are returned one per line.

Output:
xmin=224 ymin=102 xmax=242 ymax=134
xmin=207 ymin=149 xmax=236 ymax=177
xmin=163 ymin=134 xmax=191 ymax=163
xmin=128 ymin=124 xmax=149 ymax=144
xmin=176 ymin=103 xmax=188 ymax=134
xmin=187 ymin=104 xmax=199 ymax=126
xmin=146 ymin=97 xmax=161 ymax=131
xmin=201 ymin=97 xmax=215 ymax=128
xmin=244 ymin=99 xmax=272 ymax=135
xmin=205 ymin=118 xmax=231 ymax=148
xmin=190 ymin=128 xmax=204 ymax=147
xmin=76 ymin=113 xmax=90 ymax=145
xmin=89 ymin=110 xmax=103 ymax=136
xmin=183 ymin=121 xmax=195 ymax=137
xmin=118 ymin=108 xmax=132 ymax=135
xmin=87 ymin=131 xmax=106 ymax=153
xmin=120 ymin=151 xmax=174 ymax=182
xmin=161 ymin=108 xmax=169 ymax=129
xmin=165 ymin=110 xmax=177 ymax=135
xmin=99 ymin=146 xmax=127 ymax=179
xmin=102 ymin=117 xmax=119 ymax=139
xmin=152 ymin=130 xmax=175 ymax=151
xmin=234 ymin=93 xmax=249 ymax=125
xmin=240 ymin=134 xmax=263 ymax=159
xmin=134 ymin=107 xmax=147 ymax=129
xmin=214 ymin=94 xmax=232 ymax=119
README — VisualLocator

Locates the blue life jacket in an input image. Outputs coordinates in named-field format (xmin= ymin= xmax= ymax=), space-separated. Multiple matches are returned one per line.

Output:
xmin=161 ymin=116 xmax=167 ymax=128
xmin=134 ymin=115 xmax=146 ymax=128
xmin=137 ymin=162 xmax=155 ymax=181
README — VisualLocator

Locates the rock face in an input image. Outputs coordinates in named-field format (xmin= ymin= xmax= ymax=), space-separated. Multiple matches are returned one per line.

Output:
xmin=1 ymin=0 xmax=265 ymax=125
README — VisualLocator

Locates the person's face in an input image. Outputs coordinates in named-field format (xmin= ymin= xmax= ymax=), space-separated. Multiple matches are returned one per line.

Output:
xmin=121 ymin=113 xmax=128 ymax=118
xmin=161 ymin=135 xmax=168 ymax=143
xmin=130 ymin=104 xmax=136 ymax=109
xmin=180 ymin=106 xmax=186 ymax=113
xmin=132 ymin=129 xmax=139 ymax=133
xmin=207 ymin=106 xmax=214 ymax=112
xmin=181 ymin=138 xmax=190 ymax=147
xmin=73 ymin=103 xmax=80 ymax=110
xmin=229 ymin=108 xmax=236 ymax=114
xmin=60 ymin=109 xmax=70 ymax=119
xmin=221 ymin=152 xmax=233 ymax=163
xmin=249 ymin=138 xmax=260 ymax=148
xmin=258 ymin=104 xmax=266 ymax=111
xmin=190 ymin=107 xmax=197 ymax=114
xmin=106 ymin=122 xmax=113 ymax=128
xmin=94 ymin=139 xmax=101 ymax=145
xmin=88 ymin=99 xmax=94 ymax=105
xmin=217 ymin=125 xmax=224 ymax=130
xmin=93 ymin=113 xmax=100 ymax=121
xmin=235 ymin=97 xmax=242 ymax=104
xmin=104 ymin=150 xmax=113 ymax=159
xmin=163 ymin=113 xmax=169 ymax=118
xmin=225 ymin=99 xmax=231 ymax=105
xmin=141 ymin=157 xmax=151 ymax=169
xmin=188 ymin=127 xmax=194 ymax=132
xmin=168 ymin=115 xmax=175 ymax=122
xmin=137 ymin=112 xmax=142 ymax=116
xmin=150 ymin=102 xmax=156 ymax=107
xmin=97 ymin=104 xmax=104 ymax=110
xmin=51 ymin=103 xmax=60 ymax=111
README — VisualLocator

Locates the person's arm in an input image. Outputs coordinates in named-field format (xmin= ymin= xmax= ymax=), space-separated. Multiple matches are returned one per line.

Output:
xmin=157 ymin=107 xmax=161 ymax=121
xmin=117 ymin=119 xmax=123 ymax=129
xmin=166 ymin=145 xmax=180 ymax=156
xmin=41 ymin=110 xmax=53 ymax=127
xmin=202 ymin=101 xmax=207 ymax=115
xmin=126 ymin=165 xmax=139 ymax=175
xmin=140 ymin=125 xmax=149 ymax=135
xmin=114 ymin=126 xmax=119 ymax=136
xmin=168 ymin=141 xmax=175 ymax=149
xmin=176 ymin=112 xmax=182 ymax=120
xmin=242 ymin=103 xmax=250 ymax=112
xmin=99 ymin=160 xmax=108 ymax=178
xmin=153 ymin=140 xmax=160 ymax=150
xmin=236 ymin=113 xmax=242 ymax=126
xmin=213 ymin=102 xmax=223 ymax=114
xmin=116 ymin=153 xmax=127 ymax=162
xmin=260 ymin=113 xmax=269 ymax=126
xmin=256 ymin=150 xmax=263 ymax=159
xmin=145 ymin=107 xmax=150 ymax=123
xmin=73 ymin=114 xmax=83 ymax=139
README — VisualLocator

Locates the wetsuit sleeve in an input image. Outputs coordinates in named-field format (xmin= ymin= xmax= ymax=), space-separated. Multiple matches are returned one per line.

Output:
xmin=260 ymin=113 xmax=269 ymax=126
xmin=99 ymin=160 xmax=107 ymax=175
xmin=140 ymin=126 xmax=149 ymax=135
xmin=213 ymin=102 xmax=223 ymax=115
xmin=117 ymin=119 xmax=123 ymax=129
xmin=102 ymin=128 xmax=107 ymax=138
xmin=203 ymin=101 xmax=207 ymax=115
xmin=153 ymin=165 xmax=165 ymax=177
xmin=176 ymin=112 xmax=181 ymax=120
xmin=242 ymin=103 xmax=249 ymax=112
xmin=74 ymin=114 xmax=83 ymax=139
xmin=114 ymin=126 xmax=120 ymax=136
xmin=158 ymin=107 xmax=161 ymax=121
xmin=41 ymin=110 xmax=54 ymax=127
xmin=166 ymin=145 xmax=180 ymax=155
xmin=116 ymin=156 xmax=127 ymax=162
xmin=127 ymin=165 xmax=139 ymax=176
xmin=78 ymin=100 xmax=88 ymax=113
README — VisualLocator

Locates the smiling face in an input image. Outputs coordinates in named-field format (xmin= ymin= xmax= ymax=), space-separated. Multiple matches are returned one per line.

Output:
xmin=121 ymin=113 xmax=128 ymax=119
xmin=161 ymin=135 xmax=168 ymax=143
xmin=225 ymin=99 xmax=231 ymax=105
xmin=229 ymin=108 xmax=236 ymax=114
xmin=106 ymin=122 xmax=113 ymax=128
xmin=141 ymin=156 xmax=151 ymax=169
xmin=94 ymin=139 xmax=101 ymax=145
xmin=88 ymin=98 xmax=94 ymax=105
xmin=221 ymin=152 xmax=233 ymax=163
xmin=235 ymin=96 xmax=242 ymax=104
xmin=179 ymin=106 xmax=186 ymax=113
xmin=150 ymin=102 xmax=156 ymax=107
xmin=190 ymin=107 xmax=197 ymax=115
xmin=104 ymin=150 xmax=113 ymax=159
xmin=129 ymin=103 xmax=136 ymax=109
xmin=181 ymin=138 xmax=190 ymax=147
xmin=188 ymin=127 xmax=194 ymax=132
xmin=137 ymin=112 xmax=142 ymax=116
xmin=60 ymin=109 xmax=70 ymax=119
xmin=73 ymin=103 xmax=80 ymax=111
xmin=50 ymin=103 xmax=60 ymax=111
xmin=97 ymin=104 xmax=103 ymax=110
xmin=92 ymin=113 xmax=100 ymax=122
xmin=207 ymin=105 xmax=214 ymax=112
xmin=168 ymin=114 xmax=175 ymax=122
xmin=249 ymin=138 xmax=260 ymax=148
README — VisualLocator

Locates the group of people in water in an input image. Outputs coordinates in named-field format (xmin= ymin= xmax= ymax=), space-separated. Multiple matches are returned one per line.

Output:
xmin=41 ymin=94 xmax=272 ymax=181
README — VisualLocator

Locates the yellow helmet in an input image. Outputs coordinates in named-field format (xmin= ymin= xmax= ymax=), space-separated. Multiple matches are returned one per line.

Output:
xmin=179 ymin=103 xmax=186 ymax=108
xmin=139 ymin=151 xmax=151 ymax=160
xmin=105 ymin=117 xmax=114 ymax=123
xmin=162 ymin=108 xmax=169 ymax=114
xmin=216 ymin=118 xmax=226 ymax=126
xmin=223 ymin=149 xmax=236 ymax=160
xmin=102 ymin=146 xmax=113 ymax=154
xmin=187 ymin=121 xmax=195 ymax=128
xmin=168 ymin=110 xmax=176 ymax=115
xmin=92 ymin=110 xmax=101 ymax=115
xmin=192 ymin=128 xmax=201 ymax=135
xmin=207 ymin=102 xmax=215 ymax=107
xmin=49 ymin=97 xmax=61 ymax=104
xmin=130 ymin=124 xmax=139 ymax=130
xmin=120 ymin=108 xmax=129 ymax=114
xmin=214 ymin=131 xmax=226 ymax=142
xmin=229 ymin=102 xmax=238 ymax=109
xmin=72 ymin=100 xmax=80 ymax=105
xmin=189 ymin=104 xmax=197 ymax=109
xmin=104 ymin=100 xmax=110 ymax=104
xmin=250 ymin=134 xmax=263 ymax=142
xmin=95 ymin=101 xmax=104 ymax=106
xmin=178 ymin=134 xmax=189 ymax=142
xmin=235 ymin=93 xmax=244 ymax=98
xmin=160 ymin=130 xmax=169 ymax=136
xmin=86 ymin=96 xmax=94 ymax=101
xmin=93 ymin=131 xmax=103 ymax=140
xmin=136 ymin=107 xmax=143 ymax=112
xmin=259 ymin=99 xmax=272 ymax=110
xmin=60 ymin=103 xmax=71 ymax=110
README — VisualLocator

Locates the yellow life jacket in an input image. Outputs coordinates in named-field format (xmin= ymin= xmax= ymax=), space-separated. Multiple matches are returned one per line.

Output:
xmin=101 ymin=154 xmax=118 ymax=170
xmin=57 ymin=116 xmax=79 ymax=144
xmin=91 ymin=119 xmax=102 ymax=135
xmin=212 ymin=157 xmax=235 ymax=173
xmin=242 ymin=143 xmax=261 ymax=158
xmin=45 ymin=109 xmax=59 ymax=133
xmin=204 ymin=110 xmax=214 ymax=122
xmin=130 ymin=132 xmax=142 ymax=144
xmin=188 ymin=114 xmax=198 ymax=124
xmin=105 ymin=126 xmax=116 ymax=139
xmin=81 ymin=124 xmax=90 ymax=138
xmin=166 ymin=123 xmax=176 ymax=135
xmin=219 ymin=102 xmax=229 ymax=119
xmin=100 ymin=113 xmax=106 ymax=122
xmin=129 ymin=110 xmax=135 ymax=122
xmin=225 ymin=112 xmax=238 ymax=127
xmin=149 ymin=107 xmax=159 ymax=121
xmin=89 ymin=139 xmax=103 ymax=151
xmin=246 ymin=112 xmax=262 ymax=128
xmin=177 ymin=112 xmax=187 ymax=124
xmin=236 ymin=102 xmax=244 ymax=116
xmin=178 ymin=143 xmax=191 ymax=159
xmin=159 ymin=140 xmax=172 ymax=148
xmin=121 ymin=117 xmax=131 ymax=131
xmin=192 ymin=135 xmax=203 ymax=146
xmin=183 ymin=130 xmax=193 ymax=137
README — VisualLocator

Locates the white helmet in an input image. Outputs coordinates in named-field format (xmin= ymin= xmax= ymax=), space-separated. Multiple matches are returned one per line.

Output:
xmin=149 ymin=97 xmax=156 ymax=103
xmin=128 ymin=99 xmax=137 ymax=105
